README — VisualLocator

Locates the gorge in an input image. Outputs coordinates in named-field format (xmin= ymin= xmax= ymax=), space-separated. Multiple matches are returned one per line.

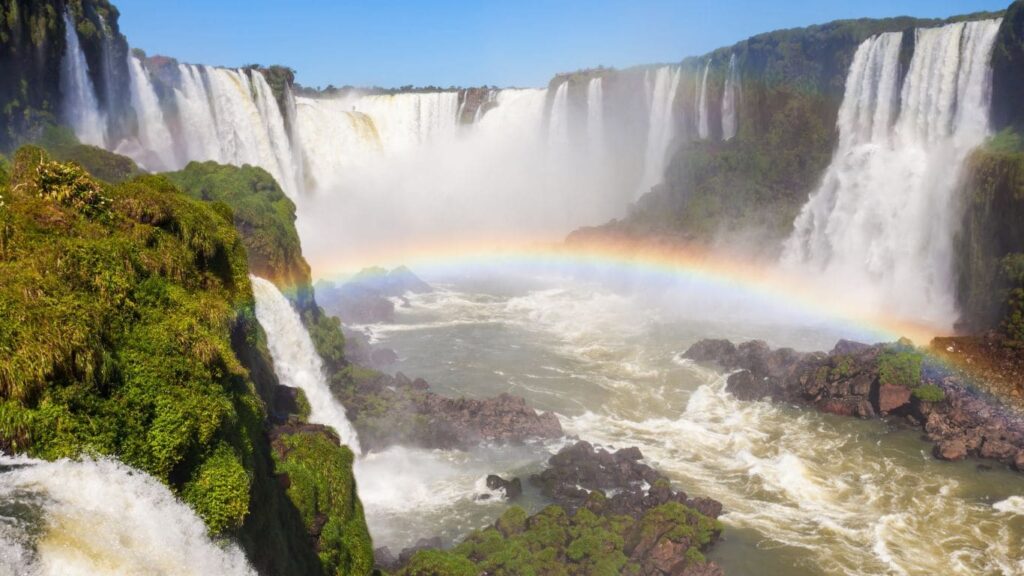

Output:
xmin=1 ymin=1 xmax=1024 ymax=575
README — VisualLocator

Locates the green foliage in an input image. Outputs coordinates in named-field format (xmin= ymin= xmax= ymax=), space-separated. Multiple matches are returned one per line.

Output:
xmin=165 ymin=161 xmax=309 ymax=288
xmin=304 ymin=310 xmax=347 ymax=372
xmin=182 ymin=443 xmax=252 ymax=533
xmin=877 ymin=350 xmax=923 ymax=388
xmin=398 ymin=499 xmax=721 ymax=576
xmin=37 ymin=125 xmax=140 ymax=183
xmin=272 ymin=429 xmax=373 ymax=576
xmin=0 ymin=147 xmax=261 ymax=537
xmin=986 ymin=128 xmax=1024 ymax=154
xmin=912 ymin=384 xmax=946 ymax=403
xmin=400 ymin=550 xmax=478 ymax=576
xmin=1002 ymin=253 xmax=1024 ymax=343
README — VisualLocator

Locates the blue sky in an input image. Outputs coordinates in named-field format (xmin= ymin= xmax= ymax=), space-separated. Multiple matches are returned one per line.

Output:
xmin=115 ymin=0 xmax=1008 ymax=89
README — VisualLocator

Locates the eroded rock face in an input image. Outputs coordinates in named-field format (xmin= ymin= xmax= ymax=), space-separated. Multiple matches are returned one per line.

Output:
xmin=531 ymin=441 xmax=725 ymax=522
xmin=683 ymin=338 xmax=1024 ymax=472
xmin=343 ymin=369 xmax=563 ymax=453
xmin=485 ymin=474 xmax=523 ymax=500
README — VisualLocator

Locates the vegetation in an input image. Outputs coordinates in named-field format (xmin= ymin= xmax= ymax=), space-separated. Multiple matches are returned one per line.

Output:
xmin=877 ymin=350 xmax=923 ymax=388
xmin=912 ymin=384 xmax=946 ymax=403
xmin=396 ymin=501 xmax=722 ymax=576
xmin=272 ymin=428 xmax=374 ymax=576
xmin=37 ymin=125 xmax=141 ymax=183
xmin=1002 ymin=253 xmax=1024 ymax=344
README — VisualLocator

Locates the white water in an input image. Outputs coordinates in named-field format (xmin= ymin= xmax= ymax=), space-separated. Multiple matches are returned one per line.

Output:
xmin=126 ymin=55 xmax=176 ymax=170
xmin=547 ymin=81 xmax=570 ymax=148
xmin=357 ymin=272 xmax=1024 ymax=574
xmin=250 ymin=276 xmax=362 ymax=454
xmin=697 ymin=60 xmax=712 ymax=139
xmin=722 ymin=54 xmax=739 ymax=140
xmin=639 ymin=66 xmax=682 ymax=196
xmin=0 ymin=456 xmax=255 ymax=575
xmin=586 ymin=77 xmax=605 ymax=157
xmin=61 ymin=11 xmax=107 ymax=147
xmin=782 ymin=19 xmax=1002 ymax=328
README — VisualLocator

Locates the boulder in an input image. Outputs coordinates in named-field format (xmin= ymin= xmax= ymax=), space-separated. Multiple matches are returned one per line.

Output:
xmin=934 ymin=439 xmax=967 ymax=461
xmin=486 ymin=475 xmax=523 ymax=500
xmin=877 ymin=383 xmax=912 ymax=414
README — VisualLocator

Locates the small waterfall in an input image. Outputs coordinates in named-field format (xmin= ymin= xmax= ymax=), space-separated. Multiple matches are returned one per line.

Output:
xmin=127 ymin=55 xmax=177 ymax=170
xmin=60 ymin=11 xmax=107 ymax=147
xmin=697 ymin=60 xmax=712 ymax=139
xmin=250 ymin=276 xmax=362 ymax=454
xmin=639 ymin=66 xmax=682 ymax=196
xmin=547 ymin=81 xmax=570 ymax=147
xmin=586 ymin=77 xmax=605 ymax=153
xmin=782 ymin=19 xmax=1002 ymax=327
xmin=721 ymin=54 xmax=740 ymax=140
xmin=0 ymin=456 xmax=255 ymax=575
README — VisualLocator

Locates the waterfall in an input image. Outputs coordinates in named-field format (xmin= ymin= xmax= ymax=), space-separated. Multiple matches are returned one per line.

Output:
xmin=61 ymin=11 xmax=107 ymax=147
xmin=0 ymin=456 xmax=255 ymax=575
xmin=547 ymin=81 xmax=570 ymax=147
xmin=126 ymin=55 xmax=177 ymax=170
xmin=586 ymin=77 xmax=605 ymax=153
xmin=252 ymin=72 xmax=301 ymax=198
xmin=782 ymin=19 xmax=1002 ymax=327
xmin=250 ymin=276 xmax=362 ymax=454
xmin=639 ymin=66 xmax=682 ymax=196
xmin=721 ymin=54 xmax=739 ymax=140
xmin=697 ymin=60 xmax=712 ymax=140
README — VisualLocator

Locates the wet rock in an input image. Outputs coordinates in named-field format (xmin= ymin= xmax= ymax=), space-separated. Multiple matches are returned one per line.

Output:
xmin=1014 ymin=451 xmax=1024 ymax=471
xmin=373 ymin=547 xmax=399 ymax=572
xmin=397 ymin=537 xmax=444 ymax=566
xmin=686 ymin=337 xmax=1024 ymax=473
xmin=934 ymin=439 xmax=967 ymax=461
xmin=877 ymin=383 xmax=912 ymax=414
xmin=486 ymin=474 xmax=523 ymax=500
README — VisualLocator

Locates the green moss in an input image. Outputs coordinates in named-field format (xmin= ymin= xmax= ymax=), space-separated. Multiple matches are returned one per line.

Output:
xmin=0 ymin=146 xmax=262 ymax=537
xmin=182 ymin=443 xmax=252 ymax=533
xmin=271 ymin=429 xmax=373 ymax=576
xmin=877 ymin=350 xmax=923 ymax=388
xmin=912 ymin=384 xmax=946 ymax=403
xmin=496 ymin=505 xmax=528 ymax=537
xmin=399 ymin=549 xmax=478 ymax=576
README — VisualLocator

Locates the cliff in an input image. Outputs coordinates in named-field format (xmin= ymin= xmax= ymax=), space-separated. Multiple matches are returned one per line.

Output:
xmin=0 ymin=0 xmax=131 ymax=149
xmin=0 ymin=146 xmax=373 ymax=575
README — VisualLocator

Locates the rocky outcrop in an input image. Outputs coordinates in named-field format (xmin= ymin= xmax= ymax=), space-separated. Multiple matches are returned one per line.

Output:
xmin=683 ymin=338 xmax=1024 ymax=472
xmin=532 ymin=441 xmax=724 ymax=521
xmin=485 ymin=474 xmax=523 ymax=500
xmin=317 ymin=266 xmax=432 ymax=325
xmin=341 ymin=369 xmax=563 ymax=453
xmin=386 ymin=441 xmax=725 ymax=576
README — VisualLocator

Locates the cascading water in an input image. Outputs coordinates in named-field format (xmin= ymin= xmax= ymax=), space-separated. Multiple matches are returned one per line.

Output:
xmin=586 ymin=77 xmax=605 ymax=156
xmin=782 ymin=19 xmax=1002 ymax=328
xmin=250 ymin=276 xmax=362 ymax=454
xmin=697 ymin=60 xmax=712 ymax=139
xmin=61 ymin=11 xmax=107 ymax=147
xmin=0 ymin=456 xmax=255 ymax=575
xmin=639 ymin=66 xmax=682 ymax=196
xmin=547 ymin=81 xmax=570 ymax=148
xmin=126 ymin=55 xmax=176 ymax=170
xmin=721 ymin=54 xmax=739 ymax=140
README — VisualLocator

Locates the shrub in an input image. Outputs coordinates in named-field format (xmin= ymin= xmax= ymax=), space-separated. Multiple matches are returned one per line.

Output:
xmin=912 ymin=384 xmax=946 ymax=403
xmin=877 ymin=350 xmax=923 ymax=388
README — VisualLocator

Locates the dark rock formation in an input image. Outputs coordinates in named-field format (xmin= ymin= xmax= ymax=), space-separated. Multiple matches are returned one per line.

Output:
xmin=684 ymin=338 xmax=1024 ymax=472
xmin=531 ymin=441 xmax=724 ymax=521
xmin=341 ymin=368 xmax=563 ymax=453
xmin=317 ymin=266 xmax=432 ymax=325
xmin=485 ymin=474 xmax=523 ymax=500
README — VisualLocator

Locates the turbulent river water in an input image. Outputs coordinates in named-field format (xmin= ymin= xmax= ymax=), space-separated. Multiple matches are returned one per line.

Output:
xmin=351 ymin=273 xmax=1024 ymax=576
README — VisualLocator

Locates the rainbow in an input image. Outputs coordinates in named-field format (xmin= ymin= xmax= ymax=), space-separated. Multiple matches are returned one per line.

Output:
xmin=306 ymin=236 xmax=949 ymax=345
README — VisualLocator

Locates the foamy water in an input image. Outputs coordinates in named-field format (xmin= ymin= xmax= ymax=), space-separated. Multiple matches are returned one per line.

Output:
xmin=356 ymin=273 xmax=1024 ymax=575
xmin=0 ymin=456 xmax=255 ymax=576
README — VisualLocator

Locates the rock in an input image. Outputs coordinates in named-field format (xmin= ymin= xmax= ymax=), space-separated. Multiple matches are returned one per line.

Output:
xmin=1014 ymin=450 xmax=1024 ymax=471
xmin=682 ymin=339 xmax=736 ymax=364
xmin=726 ymin=370 xmax=769 ymax=401
xmin=373 ymin=547 xmax=399 ymax=572
xmin=934 ymin=439 xmax=967 ymax=461
xmin=486 ymin=475 xmax=523 ymax=500
xmin=832 ymin=339 xmax=872 ymax=356
xmin=877 ymin=383 xmax=912 ymax=414
xmin=980 ymin=438 xmax=1018 ymax=460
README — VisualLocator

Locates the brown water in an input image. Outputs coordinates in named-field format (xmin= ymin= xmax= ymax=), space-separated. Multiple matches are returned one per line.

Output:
xmin=351 ymin=276 xmax=1024 ymax=576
